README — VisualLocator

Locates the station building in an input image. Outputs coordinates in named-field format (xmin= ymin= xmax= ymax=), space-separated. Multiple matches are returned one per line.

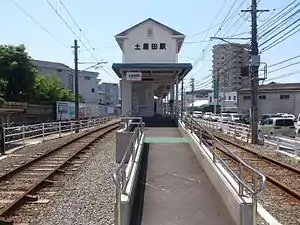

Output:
xmin=112 ymin=18 xmax=192 ymax=117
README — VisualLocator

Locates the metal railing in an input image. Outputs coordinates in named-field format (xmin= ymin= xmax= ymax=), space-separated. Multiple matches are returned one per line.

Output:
xmin=1 ymin=116 xmax=118 ymax=153
xmin=113 ymin=117 xmax=144 ymax=225
xmin=175 ymin=109 xmax=266 ymax=225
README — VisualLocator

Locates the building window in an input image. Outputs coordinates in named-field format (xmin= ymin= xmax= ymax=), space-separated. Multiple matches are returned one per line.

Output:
xmin=85 ymin=76 xmax=91 ymax=80
xmin=147 ymin=27 xmax=153 ymax=38
xmin=57 ymin=69 xmax=63 ymax=72
xmin=143 ymin=43 xmax=149 ymax=50
xmin=280 ymin=95 xmax=290 ymax=99
xmin=259 ymin=95 xmax=266 ymax=100
xmin=243 ymin=96 xmax=250 ymax=100
xmin=159 ymin=43 xmax=166 ymax=50
xmin=91 ymin=88 xmax=95 ymax=93
xmin=229 ymin=96 xmax=231 ymax=100
xmin=233 ymin=96 xmax=236 ymax=101
xmin=209 ymin=97 xmax=212 ymax=102
xmin=151 ymin=43 xmax=158 ymax=50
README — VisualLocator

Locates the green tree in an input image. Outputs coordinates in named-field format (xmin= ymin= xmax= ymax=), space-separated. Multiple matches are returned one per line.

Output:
xmin=28 ymin=74 xmax=75 ymax=104
xmin=0 ymin=44 xmax=36 ymax=102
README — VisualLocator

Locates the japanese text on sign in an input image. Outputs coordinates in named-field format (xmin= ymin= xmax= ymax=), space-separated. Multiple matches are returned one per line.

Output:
xmin=126 ymin=72 xmax=142 ymax=81
xmin=134 ymin=43 xmax=166 ymax=50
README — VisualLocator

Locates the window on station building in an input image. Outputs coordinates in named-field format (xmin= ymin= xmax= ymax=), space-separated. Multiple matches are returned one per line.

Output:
xmin=91 ymin=88 xmax=95 ymax=93
xmin=243 ymin=95 xmax=250 ymax=100
xmin=228 ymin=96 xmax=231 ymax=100
xmin=143 ymin=43 xmax=149 ymax=50
xmin=233 ymin=96 xmax=236 ymax=101
xmin=147 ymin=27 xmax=153 ymax=38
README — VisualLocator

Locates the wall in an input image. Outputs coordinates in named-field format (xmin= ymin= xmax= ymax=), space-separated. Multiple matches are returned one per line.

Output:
xmin=238 ymin=91 xmax=300 ymax=117
xmin=78 ymin=71 xmax=99 ymax=104
xmin=98 ymin=82 xmax=119 ymax=107
xmin=122 ymin=20 xmax=178 ymax=63
xmin=208 ymin=91 xmax=238 ymax=112
xmin=132 ymin=81 xmax=155 ymax=117
xmin=35 ymin=61 xmax=99 ymax=104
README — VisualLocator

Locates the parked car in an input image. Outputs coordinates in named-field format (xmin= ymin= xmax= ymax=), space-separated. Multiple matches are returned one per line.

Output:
xmin=210 ymin=113 xmax=219 ymax=122
xmin=281 ymin=113 xmax=296 ymax=121
xmin=218 ymin=113 xmax=231 ymax=123
xmin=229 ymin=113 xmax=242 ymax=123
xmin=260 ymin=114 xmax=282 ymax=122
xmin=259 ymin=118 xmax=295 ymax=138
xmin=192 ymin=111 xmax=203 ymax=119
xmin=237 ymin=114 xmax=250 ymax=125
xmin=203 ymin=112 xmax=212 ymax=120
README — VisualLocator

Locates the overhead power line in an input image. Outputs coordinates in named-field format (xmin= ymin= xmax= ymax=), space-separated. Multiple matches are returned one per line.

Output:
xmin=10 ymin=0 xmax=68 ymax=48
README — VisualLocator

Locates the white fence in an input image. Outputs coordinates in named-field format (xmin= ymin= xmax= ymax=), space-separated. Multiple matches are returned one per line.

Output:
xmin=1 ymin=116 xmax=118 ymax=153
xmin=197 ymin=119 xmax=300 ymax=155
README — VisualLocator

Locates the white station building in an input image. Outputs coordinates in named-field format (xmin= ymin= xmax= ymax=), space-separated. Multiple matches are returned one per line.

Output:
xmin=112 ymin=18 xmax=192 ymax=117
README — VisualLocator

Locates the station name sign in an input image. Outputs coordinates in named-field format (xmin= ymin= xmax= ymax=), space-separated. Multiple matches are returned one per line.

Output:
xmin=126 ymin=72 xmax=142 ymax=81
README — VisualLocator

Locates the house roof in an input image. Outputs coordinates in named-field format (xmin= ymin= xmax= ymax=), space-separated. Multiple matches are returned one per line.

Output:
xmin=238 ymin=82 xmax=300 ymax=92
xmin=115 ymin=18 xmax=184 ymax=37
xmin=33 ymin=60 xmax=72 ymax=71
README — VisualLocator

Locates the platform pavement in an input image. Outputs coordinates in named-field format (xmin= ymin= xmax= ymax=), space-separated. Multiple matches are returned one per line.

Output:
xmin=141 ymin=127 xmax=234 ymax=225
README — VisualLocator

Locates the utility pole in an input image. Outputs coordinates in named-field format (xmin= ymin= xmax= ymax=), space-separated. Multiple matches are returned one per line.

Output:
xmin=190 ymin=78 xmax=195 ymax=114
xmin=72 ymin=39 xmax=80 ymax=133
xmin=242 ymin=0 xmax=268 ymax=145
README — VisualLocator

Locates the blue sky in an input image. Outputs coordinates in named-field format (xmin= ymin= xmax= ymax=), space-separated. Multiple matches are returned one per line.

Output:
xmin=1 ymin=0 xmax=299 ymax=88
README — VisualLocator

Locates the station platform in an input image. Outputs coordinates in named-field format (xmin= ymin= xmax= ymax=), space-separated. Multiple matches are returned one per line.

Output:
xmin=141 ymin=127 xmax=234 ymax=225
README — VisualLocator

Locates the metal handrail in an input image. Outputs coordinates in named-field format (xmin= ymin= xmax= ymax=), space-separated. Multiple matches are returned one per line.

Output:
xmin=174 ymin=108 xmax=266 ymax=225
xmin=112 ymin=117 xmax=145 ymax=225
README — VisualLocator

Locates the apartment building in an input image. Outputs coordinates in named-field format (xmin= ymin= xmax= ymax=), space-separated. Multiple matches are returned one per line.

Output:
xmin=212 ymin=43 xmax=250 ymax=92
xmin=33 ymin=60 xmax=100 ymax=104
xmin=98 ymin=82 xmax=119 ymax=107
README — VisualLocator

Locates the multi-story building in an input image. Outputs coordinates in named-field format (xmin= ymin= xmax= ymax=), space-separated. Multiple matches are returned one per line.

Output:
xmin=212 ymin=43 xmax=250 ymax=92
xmin=33 ymin=60 xmax=100 ymax=104
xmin=98 ymin=82 xmax=119 ymax=107
xmin=185 ymin=89 xmax=212 ymax=107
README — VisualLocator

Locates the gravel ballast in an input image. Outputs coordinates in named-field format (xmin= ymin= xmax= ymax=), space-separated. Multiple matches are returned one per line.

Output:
xmin=0 ymin=119 xmax=119 ymax=175
xmin=33 ymin=132 xmax=116 ymax=225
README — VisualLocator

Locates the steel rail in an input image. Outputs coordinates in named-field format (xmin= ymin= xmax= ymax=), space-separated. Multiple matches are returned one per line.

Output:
xmin=0 ymin=121 xmax=120 ymax=222
xmin=201 ymin=131 xmax=300 ymax=201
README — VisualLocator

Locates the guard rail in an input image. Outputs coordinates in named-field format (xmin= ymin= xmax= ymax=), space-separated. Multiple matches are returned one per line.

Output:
xmin=1 ymin=115 xmax=118 ymax=153
xmin=198 ymin=119 xmax=300 ymax=155
xmin=113 ymin=117 xmax=144 ymax=225
xmin=176 ymin=109 xmax=266 ymax=225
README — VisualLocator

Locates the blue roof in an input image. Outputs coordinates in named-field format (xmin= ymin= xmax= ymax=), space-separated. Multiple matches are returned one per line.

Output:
xmin=115 ymin=18 xmax=184 ymax=37
xmin=112 ymin=63 xmax=192 ymax=80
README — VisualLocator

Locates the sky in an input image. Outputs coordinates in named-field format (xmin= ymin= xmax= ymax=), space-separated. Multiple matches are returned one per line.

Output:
xmin=1 ymin=0 xmax=299 ymax=89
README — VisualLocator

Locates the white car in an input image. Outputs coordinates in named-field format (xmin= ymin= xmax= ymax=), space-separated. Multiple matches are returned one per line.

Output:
xmin=218 ymin=113 xmax=231 ymax=123
xmin=210 ymin=114 xmax=219 ymax=122
xmin=192 ymin=111 xmax=203 ymax=119
xmin=229 ymin=113 xmax=242 ymax=123
xmin=259 ymin=118 xmax=295 ymax=138
xmin=203 ymin=112 xmax=212 ymax=120
xmin=281 ymin=113 xmax=296 ymax=121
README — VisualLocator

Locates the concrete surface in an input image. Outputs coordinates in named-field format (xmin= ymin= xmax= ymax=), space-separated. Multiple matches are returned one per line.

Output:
xmin=141 ymin=127 xmax=234 ymax=225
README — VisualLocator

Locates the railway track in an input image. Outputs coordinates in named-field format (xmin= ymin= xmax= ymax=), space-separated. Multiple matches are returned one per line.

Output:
xmin=0 ymin=120 xmax=120 ymax=224
xmin=200 ymin=129 xmax=300 ymax=224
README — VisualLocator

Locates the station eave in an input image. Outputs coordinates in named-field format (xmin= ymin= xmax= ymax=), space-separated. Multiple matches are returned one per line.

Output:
xmin=112 ymin=63 xmax=193 ymax=81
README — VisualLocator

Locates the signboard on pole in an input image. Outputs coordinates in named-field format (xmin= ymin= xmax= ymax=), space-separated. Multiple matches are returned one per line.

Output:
xmin=126 ymin=72 xmax=142 ymax=81
xmin=213 ymin=79 xmax=219 ymax=99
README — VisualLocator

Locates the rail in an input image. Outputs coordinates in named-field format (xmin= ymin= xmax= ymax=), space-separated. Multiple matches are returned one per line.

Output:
xmin=175 ymin=109 xmax=266 ymax=225
xmin=1 ymin=115 xmax=118 ymax=153
xmin=113 ymin=117 xmax=144 ymax=225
